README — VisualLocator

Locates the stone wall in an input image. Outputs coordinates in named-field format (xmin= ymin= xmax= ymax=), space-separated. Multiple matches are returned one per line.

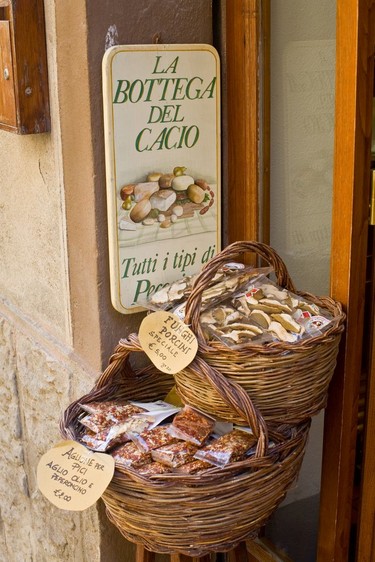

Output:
xmin=0 ymin=315 xmax=100 ymax=562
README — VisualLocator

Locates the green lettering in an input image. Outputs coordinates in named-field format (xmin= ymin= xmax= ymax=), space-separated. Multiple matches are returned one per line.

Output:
xmin=121 ymin=257 xmax=136 ymax=278
xmin=199 ymin=77 xmax=217 ymax=99
xmin=129 ymin=79 xmax=144 ymax=103
xmin=186 ymin=77 xmax=203 ymax=100
xmin=166 ymin=56 xmax=179 ymax=73
xmin=152 ymin=55 xmax=163 ymax=74
xmin=148 ymin=106 xmax=163 ymax=124
xmin=185 ymin=125 xmax=200 ymax=148
xmin=133 ymin=279 xmax=151 ymax=303
xmin=164 ymin=126 xmax=179 ymax=149
xmin=144 ymin=78 xmax=159 ymax=101
xmin=113 ymin=80 xmax=130 ymax=103
xmin=172 ymin=77 xmax=188 ymax=101
xmin=135 ymin=128 xmax=151 ymax=152
xmin=149 ymin=128 xmax=167 ymax=151
xmin=159 ymin=78 xmax=176 ymax=101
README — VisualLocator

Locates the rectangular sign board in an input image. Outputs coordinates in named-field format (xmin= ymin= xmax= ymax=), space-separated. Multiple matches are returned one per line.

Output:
xmin=102 ymin=44 xmax=221 ymax=313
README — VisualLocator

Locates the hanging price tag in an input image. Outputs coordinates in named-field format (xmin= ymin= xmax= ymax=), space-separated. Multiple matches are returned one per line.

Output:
xmin=139 ymin=311 xmax=198 ymax=374
xmin=37 ymin=440 xmax=115 ymax=511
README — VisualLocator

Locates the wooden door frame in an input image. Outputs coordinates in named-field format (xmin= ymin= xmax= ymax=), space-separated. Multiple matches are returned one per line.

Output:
xmin=226 ymin=0 xmax=270 ymax=247
xmin=316 ymin=1 xmax=375 ymax=560
xmin=226 ymin=1 xmax=375 ymax=560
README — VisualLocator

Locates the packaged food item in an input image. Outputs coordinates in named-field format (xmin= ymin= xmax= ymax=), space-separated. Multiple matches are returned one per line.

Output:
xmin=174 ymin=459 xmax=212 ymax=474
xmin=129 ymin=400 xmax=181 ymax=429
xmin=79 ymin=401 xmax=145 ymax=423
xmin=136 ymin=462 xmax=173 ymax=477
xmin=79 ymin=412 xmax=113 ymax=434
xmin=104 ymin=417 xmax=152 ymax=445
xmin=130 ymin=425 xmax=178 ymax=452
xmin=204 ymin=275 xmax=335 ymax=347
xmin=151 ymin=441 xmax=198 ymax=468
xmin=81 ymin=430 xmax=122 ymax=452
xmin=168 ymin=405 xmax=215 ymax=445
xmin=194 ymin=429 xmax=257 ymax=467
xmin=80 ymin=429 xmax=103 ymax=450
xmin=111 ymin=442 xmax=152 ymax=469
xmin=142 ymin=264 xmax=272 ymax=313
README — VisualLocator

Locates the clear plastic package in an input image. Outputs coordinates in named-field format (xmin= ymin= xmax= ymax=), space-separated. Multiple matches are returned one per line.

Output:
xmin=79 ymin=401 xmax=145 ymax=424
xmin=151 ymin=441 xmax=198 ymax=468
xmin=80 ymin=426 xmax=129 ymax=452
xmin=174 ymin=459 xmax=212 ymax=474
xmin=194 ymin=429 xmax=257 ymax=467
xmin=130 ymin=424 xmax=178 ymax=452
xmin=79 ymin=412 xmax=113 ymax=434
xmin=136 ymin=462 xmax=173 ymax=477
xmin=111 ymin=442 xmax=152 ymax=469
xmin=141 ymin=264 xmax=273 ymax=314
xmin=168 ymin=405 xmax=215 ymax=446
xmin=205 ymin=274 xmax=335 ymax=347
xmin=104 ymin=417 xmax=152 ymax=444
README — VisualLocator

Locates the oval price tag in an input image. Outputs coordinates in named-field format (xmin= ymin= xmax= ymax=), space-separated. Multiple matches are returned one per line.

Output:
xmin=139 ymin=311 xmax=198 ymax=374
xmin=37 ymin=440 xmax=115 ymax=511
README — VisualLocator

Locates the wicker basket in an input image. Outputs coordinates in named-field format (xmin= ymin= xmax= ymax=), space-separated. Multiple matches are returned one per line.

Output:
xmin=175 ymin=241 xmax=345 ymax=425
xmin=61 ymin=335 xmax=310 ymax=556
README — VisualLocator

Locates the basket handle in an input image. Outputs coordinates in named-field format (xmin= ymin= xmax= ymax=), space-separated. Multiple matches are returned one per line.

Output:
xmin=188 ymin=355 xmax=268 ymax=457
xmin=94 ymin=333 xmax=144 ymax=390
xmin=94 ymin=334 xmax=268 ymax=458
xmin=184 ymin=241 xmax=296 ymax=342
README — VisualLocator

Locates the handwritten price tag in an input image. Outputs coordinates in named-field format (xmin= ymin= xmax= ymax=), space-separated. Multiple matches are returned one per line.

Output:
xmin=139 ymin=311 xmax=198 ymax=374
xmin=37 ymin=440 xmax=115 ymax=511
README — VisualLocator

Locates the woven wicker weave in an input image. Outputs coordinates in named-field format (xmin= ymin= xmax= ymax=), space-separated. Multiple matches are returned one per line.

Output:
xmin=175 ymin=241 xmax=345 ymax=424
xmin=61 ymin=335 xmax=310 ymax=556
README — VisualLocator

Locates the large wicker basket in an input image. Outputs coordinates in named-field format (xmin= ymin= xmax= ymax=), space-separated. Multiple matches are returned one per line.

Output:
xmin=175 ymin=241 xmax=345 ymax=425
xmin=61 ymin=335 xmax=310 ymax=556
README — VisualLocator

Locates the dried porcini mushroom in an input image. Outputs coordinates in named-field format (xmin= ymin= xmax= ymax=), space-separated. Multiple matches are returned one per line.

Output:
xmin=271 ymin=313 xmax=301 ymax=333
xmin=220 ymin=329 xmax=258 ymax=343
xmin=250 ymin=310 xmax=271 ymax=329
xmin=200 ymin=310 xmax=217 ymax=325
xmin=257 ymin=299 xmax=293 ymax=313
xmin=261 ymin=284 xmax=290 ymax=301
xmin=150 ymin=287 xmax=169 ymax=305
xmin=220 ymin=323 xmax=263 ymax=335
xmin=269 ymin=321 xmax=298 ymax=343
xmin=298 ymin=301 xmax=321 ymax=315
xmin=168 ymin=281 xmax=187 ymax=301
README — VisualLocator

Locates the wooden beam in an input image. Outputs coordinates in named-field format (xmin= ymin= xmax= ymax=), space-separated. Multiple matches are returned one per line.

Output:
xmin=246 ymin=538 xmax=292 ymax=561
xmin=135 ymin=545 xmax=156 ymax=562
xmin=260 ymin=0 xmax=270 ymax=245
xmin=170 ymin=554 xmax=211 ymax=562
xmin=356 ymin=231 xmax=375 ymax=561
xmin=317 ymin=1 xmax=375 ymax=560
xmin=226 ymin=0 xmax=269 ymax=245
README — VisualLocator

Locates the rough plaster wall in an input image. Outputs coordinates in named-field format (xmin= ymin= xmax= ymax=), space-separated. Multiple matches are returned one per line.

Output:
xmin=0 ymin=0 xmax=72 ymax=345
xmin=0 ymin=317 xmax=100 ymax=562
xmin=0 ymin=132 xmax=69 ymax=343
xmin=0 ymin=1 xmax=103 ymax=560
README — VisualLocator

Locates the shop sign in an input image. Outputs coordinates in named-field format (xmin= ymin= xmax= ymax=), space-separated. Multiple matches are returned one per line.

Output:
xmin=102 ymin=44 xmax=221 ymax=313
